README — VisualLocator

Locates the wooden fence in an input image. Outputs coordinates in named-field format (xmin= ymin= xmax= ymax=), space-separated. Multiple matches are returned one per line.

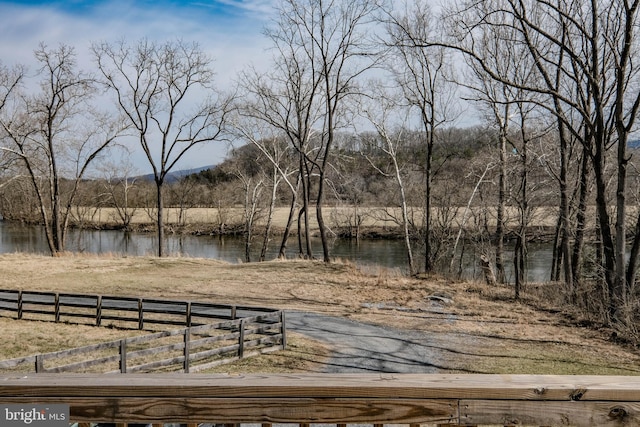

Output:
xmin=0 ymin=289 xmax=279 ymax=329
xmin=0 ymin=290 xmax=286 ymax=373
xmin=0 ymin=373 xmax=638 ymax=426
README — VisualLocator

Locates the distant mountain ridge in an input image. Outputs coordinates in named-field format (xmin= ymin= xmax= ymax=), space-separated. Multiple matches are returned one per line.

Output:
xmin=133 ymin=165 xmax=217 ymax=183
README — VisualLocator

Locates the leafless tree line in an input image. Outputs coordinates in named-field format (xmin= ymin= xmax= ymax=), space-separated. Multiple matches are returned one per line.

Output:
xmin=433 ymin=0 xmax=640 ymax=330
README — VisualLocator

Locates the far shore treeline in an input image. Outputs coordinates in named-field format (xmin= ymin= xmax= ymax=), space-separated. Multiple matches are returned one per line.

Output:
xmin=2 ymin=0 xmax=640 ymax=339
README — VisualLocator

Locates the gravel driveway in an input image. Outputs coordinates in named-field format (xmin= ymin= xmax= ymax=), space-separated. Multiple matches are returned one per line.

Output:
xmin=286 ymin=311 xmax=463 ymax=373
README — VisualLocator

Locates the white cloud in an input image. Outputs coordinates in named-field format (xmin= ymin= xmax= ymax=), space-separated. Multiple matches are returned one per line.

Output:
xmin=0 ymin=1 xmax=272 ymax=82
xmin=211 ymin=0 xmax=276 ymax=16
xmin=0 ymin=0 xmax=274 ymax=170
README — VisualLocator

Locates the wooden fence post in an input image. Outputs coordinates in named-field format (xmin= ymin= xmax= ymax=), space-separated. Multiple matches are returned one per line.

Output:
xmin=280 ymin=311 xmax=287 ymax=350
xmin=35 ymin=354 xmax=43 ymax=373
xmin=238 ymin=319 xmax=245 ymax=358
xmin=96 ymin=295 xmax=102 ymax=327
xmin=120 ymin=339 xmax=127 ymax=373
xmin=54 ymin=293 xmax=60 ymax=323
xmin=138 ymin=298 xmax=144 ymax=330
xmin=231 ymin=305 xmax=237 ymax=320
xmin=183 ymin=327 xmax=190 ymax=373
xmin=186 ymin=301 xmax=192 ymax=327
xmin=17 ymin=290 xmax=22 ymax=319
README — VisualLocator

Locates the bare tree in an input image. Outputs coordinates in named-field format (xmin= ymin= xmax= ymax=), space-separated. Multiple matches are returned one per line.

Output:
xmin=98 ymin=150 xmax=139 ymax=229
xmin=236 ymin=58 xmax=320 ymax=259
xmin=0 ymin=61 xmax=23 ymax=115
xmin=238 ymin=172 xmax=264 ymax=263
xmin=0 ymin=61 xmax=24 ymax=202
xmin=230 ymin=102 xmax=300 ymax=259
xmin=268 ymin=0 xmax=379 ymax=262
xmin=0 ymin=44 xmax=123 ymax=255
xmin=381 ymin=0 xmax=459 ymax=273
xmin=93 ymin=39 xmax=231 ymax=257
xmin=361 ymin=85 xmax=417 ymax=274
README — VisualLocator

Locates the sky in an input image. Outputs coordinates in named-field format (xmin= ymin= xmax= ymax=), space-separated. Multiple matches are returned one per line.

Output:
xmin=0 ymin=0 xmax=276 ymax=173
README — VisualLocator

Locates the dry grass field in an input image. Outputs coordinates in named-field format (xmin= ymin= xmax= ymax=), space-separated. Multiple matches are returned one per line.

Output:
xmin=81 ymin=205 xmax=563 ymax=231
xmin=0 ymin=253 xmax=638 ymax=375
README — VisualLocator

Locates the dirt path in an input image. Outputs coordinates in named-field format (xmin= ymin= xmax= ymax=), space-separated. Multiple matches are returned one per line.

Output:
xmin=287 ymin=311 xmax=468 ymax=373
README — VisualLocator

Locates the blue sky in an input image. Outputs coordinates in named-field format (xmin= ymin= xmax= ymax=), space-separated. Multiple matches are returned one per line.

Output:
xmin=0 ymin=0 xmax=275 ymax=170
xmin=0 ymin=0 xmax=274 ymax=78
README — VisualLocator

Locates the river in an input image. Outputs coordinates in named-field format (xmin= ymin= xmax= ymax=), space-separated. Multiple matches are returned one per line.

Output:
xmin=0 ymin=221 xmax=553 ymax=282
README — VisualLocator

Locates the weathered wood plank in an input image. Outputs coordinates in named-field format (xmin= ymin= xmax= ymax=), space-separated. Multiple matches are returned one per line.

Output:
xmin=244 ymin=322 xmax=282 ymax=335
xmin=40 ymin=339 xmax=120 ymax=360
xmin=189 ymin=355 xmax=241 ymax=372
xmin=126 ymin=355 xmax=186 ymax=373
xmin=44 ymin=354 xmax=121 ymax=373
xmin=189 ymin=331 xmax=240 ymax=349
xmin=243 ymin=335 xmax=281 ymax=350
xmin=460 ymin=399 xmax=640 ymax=426
xmin=0 ymin=355 xmax=36 ymax=369
xmin=125 ymin=327 xmax=184 ymax=345
xmin=0 ymin=397 xmax=458 ymax=424
xmin=1 ymin=374 xmax=639 ymax=401
xmin=189 ymin=343 xmax=240 ymax=361
xmin=126 ymin=341 xmax=185 ymax=359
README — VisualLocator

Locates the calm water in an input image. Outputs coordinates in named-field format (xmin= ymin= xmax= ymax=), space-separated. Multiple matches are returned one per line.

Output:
xmin=0 ymin=221 xmax=553 ymax=282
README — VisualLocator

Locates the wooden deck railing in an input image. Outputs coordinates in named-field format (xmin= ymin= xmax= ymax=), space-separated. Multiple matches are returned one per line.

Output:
xmin=0 ymin=373 xmax=638 ymax=426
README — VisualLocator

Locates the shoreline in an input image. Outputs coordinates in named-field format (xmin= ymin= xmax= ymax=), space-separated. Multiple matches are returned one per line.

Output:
xmin=11 ymin=218 xmax=565 ymax=244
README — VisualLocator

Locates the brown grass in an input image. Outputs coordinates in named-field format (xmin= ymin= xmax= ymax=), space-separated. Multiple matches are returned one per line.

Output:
xmin=82 ymin=205 xmax=563 ymax=230
xmin=0 ymin=253 xmax=638 ymax=374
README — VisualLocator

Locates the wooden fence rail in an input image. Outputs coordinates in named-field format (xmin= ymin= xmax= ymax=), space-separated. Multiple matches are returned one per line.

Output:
xmin=0 ymin=289 xmax=277 ymax=329
xmin=0 ymin=373 xmax=638 ymax=426
xmin=0 ymin=290 xmax=286 ymax=374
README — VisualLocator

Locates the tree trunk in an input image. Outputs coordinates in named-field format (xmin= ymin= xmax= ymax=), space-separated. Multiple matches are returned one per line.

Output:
xmin=316 ymin=142 xmax=331 ymax=263
xmin=514 ymin=126 xmax=528 ymax=300
xmin=156 ymin=180 xmax=165 ymax=257
xmin=297 ymin=206 xmax=306 ymax=258
xmin=558 ymin=124 xmax=573 ymax=290
xmin=316 ymin=191 xmax=330 ymax=263
xmin=570 ymin=145 xmax=591 ymax=300
xmin=626 ymin=212 xmax=640 ymax=296
xmin=424 ymin=130 xmax=434 ymax=273
xmin=394 ymin=156 xmax=415 ymax=276
xmin=300 ymin=153 xmax=312 ymax=258
xmin=550 ymin=214 xmax=562 ymax=282
xmin=480 ymin=254 xmax=497 ymax=287
xmin=514 ymin=236 xmax=524 ymax=299
xmin=495 ymin=130 xmax=507 ymax=284
xmin=260 ymin=170 xmax=279 ymax=262
xmin=592 ymin=140 xmax=618 ymax=319
xmin=279 ymin=174 xmax=300 ymax=259
xmin=614 ymin=143 xmax=628 ymax=314
xmin=50 ymin=149 xmax=63 ymax=254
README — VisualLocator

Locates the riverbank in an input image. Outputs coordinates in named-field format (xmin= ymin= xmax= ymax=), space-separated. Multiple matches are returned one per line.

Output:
xmin=61 ymin=205 xmax=564 ymax=241
xmin=0 ymin=253 xmax=637 ymax=375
